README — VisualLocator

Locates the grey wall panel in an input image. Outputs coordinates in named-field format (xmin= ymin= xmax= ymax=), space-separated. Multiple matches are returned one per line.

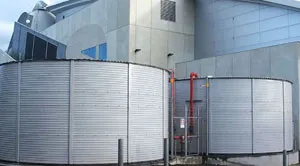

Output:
xmin=72 ymin=61 xmax=128 ymax=164
xmin=209 ymin=79 xmax=252 ymax=154
xmin=175 ymin=62 xmax=187 ymax=79
xmin=186 ymin=60 xmax=201 ymax=77
xmin=284 ymin=82 xmax=294 ymax=150
xmin=215 ymin=55 xmax=233 ymax=76
xmin=0 ymin=64 xmax=18 ymax=161
xmin=129 ymin=65 xmax=163 ymax=162
xmin=19 ymin=61 xmax=69 ymax=164
xmin=195 ymin=0 xmax=300 ymax=59
xmin=232 ymin=52 xmax=251 ymax=76
xmin=253 ymin=80 xmax=284 ymax=153
xmin=250 ymin=49 xmax=271 ymax=77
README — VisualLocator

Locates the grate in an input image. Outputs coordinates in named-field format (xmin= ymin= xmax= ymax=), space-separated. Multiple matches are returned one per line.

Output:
xmin=161 ymin=0 xmax=176 ymax=22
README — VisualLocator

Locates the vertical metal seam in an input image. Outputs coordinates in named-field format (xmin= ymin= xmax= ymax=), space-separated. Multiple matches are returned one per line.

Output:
xmin=45 ymin=42 xmax=48 ymax=59
xmin=206 ymin=77 xmax=209 ymax=155
xmin=162 ymin=71 xmax=165 ymax=140
xmin=68 ymin=61 xmax=74 ymax=164
xmin=16 ymin=62 xmax=21 ymax=162
xmin=283 ymin=81 xmax=286 ymax=151
xmin=184 ymin=103 xmax=188 ymax=157
xmin=31 ymin=36 xmax=35 ymax=60
xmin=127 ymin=64 xmax=130 ymax=163
xmin=251 ymin=79 xmax=254 ymax=154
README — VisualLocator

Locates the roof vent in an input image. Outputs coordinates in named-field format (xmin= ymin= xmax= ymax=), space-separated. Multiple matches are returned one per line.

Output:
xmin=33 ymin=1 xmax=48 ymax=11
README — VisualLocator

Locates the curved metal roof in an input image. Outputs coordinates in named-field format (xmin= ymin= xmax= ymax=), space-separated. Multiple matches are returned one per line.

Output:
xmin=46 ymin=0 xmax=97 ymax=15
xmin=46 ymin=0 xmax=300 ymax=16
xmin=239 ymin=0 xmax=300 ymax=10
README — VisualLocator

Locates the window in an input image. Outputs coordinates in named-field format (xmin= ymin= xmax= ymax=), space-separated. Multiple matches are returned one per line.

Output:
xmin=81 ymin=46 xmax=96 ymax=59
xmin=33 ymin=36 xmax=47 ymax=60
xmin=25 ymin=33 xmax=34 ymax=60
xmin=46 ymin=43 xmax=57 ymax=60
xmin=161 ymin=0 xmax=176 ymax=22
xmin=99 ymin=43 xmax=107 ymax=60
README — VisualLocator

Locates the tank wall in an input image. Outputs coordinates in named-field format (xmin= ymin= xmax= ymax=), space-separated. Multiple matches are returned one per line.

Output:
xmin=252 ymin=79 xmax=283 ymax=153
xmin=209 ymin=79 xmax=252 ymax=154
xmin=129 ymin=65 xmax=165 ymax=162
xmin=0 ymin=64 xmax=18 ymax=161
xmin=195 ymin=0 xmax=300 ymax=59
xmin=71 ymin=61 xmax=128 ymax=164
xmin=174 ymin=78 xmax=293 ymax=154
xmin=19 ymin=62 xmax=69 ymax=164
xmin=0 ymin=61 xmax=168 ymax=164
xmin=285 ymin=82 xmax=294 ymax=150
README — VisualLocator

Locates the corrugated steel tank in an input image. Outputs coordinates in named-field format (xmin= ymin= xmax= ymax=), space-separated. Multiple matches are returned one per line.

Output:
xmin=0 ymin=60 xmax=168 ymax=164
xmin=174 ymin=78 xmax=293 ymax=154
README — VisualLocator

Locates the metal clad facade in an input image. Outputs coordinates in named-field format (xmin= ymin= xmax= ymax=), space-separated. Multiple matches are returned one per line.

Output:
xmin=284 ymin=81 xmax=293 ymax=150
xmin=129 ymin=65 xmax=163 ymax=162
xmin=209 ymin=79 xmax=252 ymax=154
xmin=71 ymin=61 xmax=128 ymax=164
xmin=195 ymin=0 xmax=300 ymax=59
xmin=0 ymin=64 xmax=18 ymax=161
xmin=253 ymin=79 xmax=284 ymax=153
xmin=19 ymin=61 xmax=69 ymax=164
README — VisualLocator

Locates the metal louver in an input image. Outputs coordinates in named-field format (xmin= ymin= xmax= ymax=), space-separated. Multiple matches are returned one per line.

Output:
xmin=161 ymin=0 xmax=176 ymax=22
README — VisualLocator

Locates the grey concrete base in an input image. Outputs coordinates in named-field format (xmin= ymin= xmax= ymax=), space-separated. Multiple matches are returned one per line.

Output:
xmin=169 ymin=156 xmax=203 ymax=165
xmin=224 ymin=151 xmax=299 ymax=166
xmin=166 ymin=151 xmax=299 ymax=166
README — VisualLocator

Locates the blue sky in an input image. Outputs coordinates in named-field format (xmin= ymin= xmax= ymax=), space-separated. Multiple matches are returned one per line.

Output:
xmin=0 ymin=0 xmax=63 ymax=50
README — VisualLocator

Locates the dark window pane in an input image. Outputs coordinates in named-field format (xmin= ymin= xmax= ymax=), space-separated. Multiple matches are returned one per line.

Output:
xmin=46 ymin=43 xmax=57 ymax=60
xmin=161 ymin=0 xmax=176 ymax=22
xmin=33 ymin=36 xmax=47 ymax=60
xmin=25 ymin=33 xmax=34 ymax=60
xmin=99 ymin=43 xmax=107 ymax=60
xmin=81 ymin=46 xmax=96 ymax=59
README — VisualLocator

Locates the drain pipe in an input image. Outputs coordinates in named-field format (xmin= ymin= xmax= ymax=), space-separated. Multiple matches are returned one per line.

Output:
xmin=189 ymin=72 xmax=198 ymax=134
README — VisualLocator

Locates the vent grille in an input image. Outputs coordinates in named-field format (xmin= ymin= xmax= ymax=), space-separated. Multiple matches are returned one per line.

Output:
xmin=161 ymin=0 xmax=176 ymax=22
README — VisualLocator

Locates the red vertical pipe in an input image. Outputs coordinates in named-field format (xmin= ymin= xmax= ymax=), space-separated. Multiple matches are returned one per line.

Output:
xmin=189 ymin=72 xmax=198 ymax=134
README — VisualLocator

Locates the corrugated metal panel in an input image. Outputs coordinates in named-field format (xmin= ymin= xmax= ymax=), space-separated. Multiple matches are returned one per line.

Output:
xmin=209 ymin=79 xmax=252 ymax=154
xmin=71 ymin=61 xmax=128 ymax=164
xmin=253 ymin=79 xmax=283 ymax=153
xmin=164 ymin=71 xmax=169 ymax=139
xmin=0 ymin=64 xmax=18 ymax=161
xmin=129 ymin=64 xmax=163 ymax=162
xmin=19 ymin=61 xmax=69 ymax=164
xmin=284 ymin=81 xmax=293 ymax=150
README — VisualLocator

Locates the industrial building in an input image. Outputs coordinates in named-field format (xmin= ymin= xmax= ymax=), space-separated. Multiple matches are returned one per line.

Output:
xmin=1 ymin=0 xmax=300 ymax=165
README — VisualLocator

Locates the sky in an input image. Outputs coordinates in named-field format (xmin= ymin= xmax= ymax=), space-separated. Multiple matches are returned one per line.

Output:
xmin=0 ymin=0 xmax=64 ymax=50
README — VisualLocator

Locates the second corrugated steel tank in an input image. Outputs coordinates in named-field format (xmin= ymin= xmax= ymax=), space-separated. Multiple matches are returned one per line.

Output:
xmin=174 ymin=78 xmax=293 ymax=154
xmin=0 ymin=60 xmax=168 ymax=164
